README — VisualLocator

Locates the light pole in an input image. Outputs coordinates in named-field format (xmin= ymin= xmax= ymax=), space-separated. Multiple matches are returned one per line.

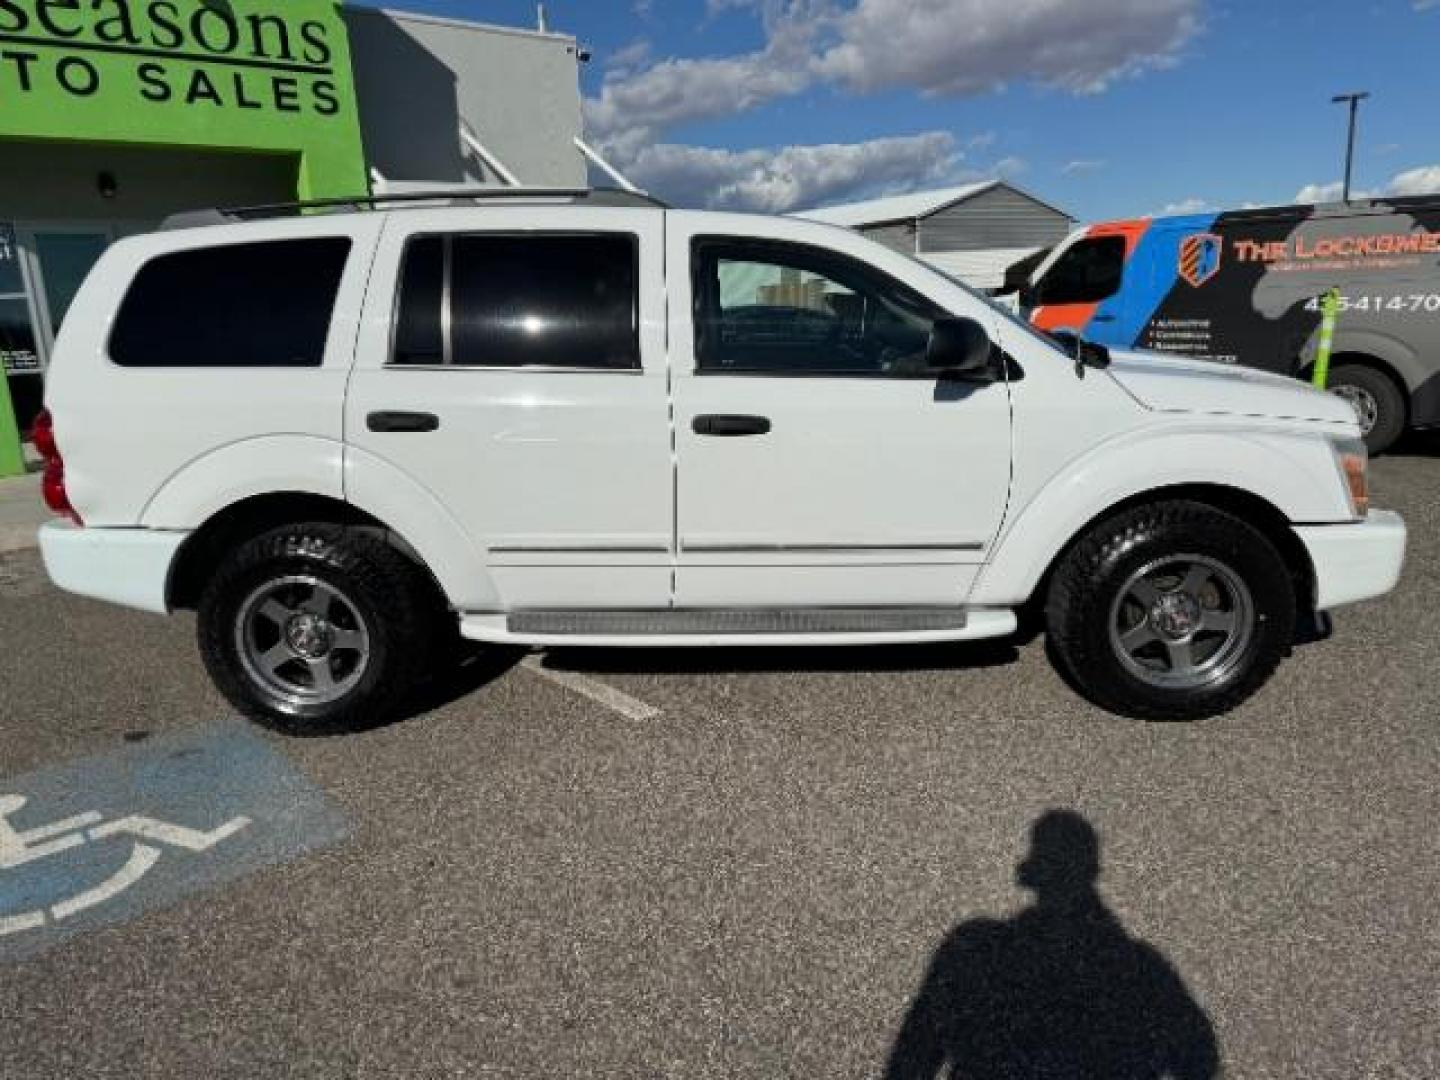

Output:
xmin=1330 ymin=91 xmax=1370 ymax=203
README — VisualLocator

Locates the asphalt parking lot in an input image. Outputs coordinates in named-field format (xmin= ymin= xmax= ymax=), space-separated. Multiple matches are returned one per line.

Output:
xmin=1 ymin=447 xmax=1437 ymax=1079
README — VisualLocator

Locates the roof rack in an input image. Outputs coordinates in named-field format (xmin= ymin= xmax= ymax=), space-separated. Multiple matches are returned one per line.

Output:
xmin=160 ymin=186 xmax=668 ymax=230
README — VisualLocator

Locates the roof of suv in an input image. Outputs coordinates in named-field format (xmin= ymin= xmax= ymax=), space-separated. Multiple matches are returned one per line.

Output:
xmin=160 ymin=187 xmax=669 ymax=232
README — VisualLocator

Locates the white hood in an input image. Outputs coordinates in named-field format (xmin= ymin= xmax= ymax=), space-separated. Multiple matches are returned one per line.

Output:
xmin=1104 ymin=349 xmax=1359 ymax=427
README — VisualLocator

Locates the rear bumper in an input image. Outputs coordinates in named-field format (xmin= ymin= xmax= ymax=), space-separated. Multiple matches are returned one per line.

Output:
xmin=1295 ymin=509 xmax=1406 ymax=611
xmin=39 ymin=521 xmax=189 ymax=615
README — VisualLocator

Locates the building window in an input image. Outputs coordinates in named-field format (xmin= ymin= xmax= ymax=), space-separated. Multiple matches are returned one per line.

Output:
xmin=110 ymin=239 xmax=351 ymax=368
xmin=390 ymin=233 xmax=640 ymax=370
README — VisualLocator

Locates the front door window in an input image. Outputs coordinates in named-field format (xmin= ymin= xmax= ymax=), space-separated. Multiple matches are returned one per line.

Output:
xmin=693 ymin=238 xmax=945 ymax=377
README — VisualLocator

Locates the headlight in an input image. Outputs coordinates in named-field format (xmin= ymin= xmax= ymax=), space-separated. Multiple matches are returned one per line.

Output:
xmin=1330 ymin=436 xmax=1369 ymax=518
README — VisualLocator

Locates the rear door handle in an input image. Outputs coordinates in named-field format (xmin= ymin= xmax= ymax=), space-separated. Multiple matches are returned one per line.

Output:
xmin=367 ymin=410 xmax=440 ymax=433
xmin=692 ymin=414 xmax=771 ymax=437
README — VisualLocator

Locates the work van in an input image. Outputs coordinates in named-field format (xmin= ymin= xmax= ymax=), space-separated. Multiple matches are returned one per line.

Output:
xmin=1013 ymin=196 xmax=1440 ymax=452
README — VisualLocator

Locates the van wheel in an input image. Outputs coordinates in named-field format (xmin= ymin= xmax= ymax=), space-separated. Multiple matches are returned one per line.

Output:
xmin=1328 ymin=364 xmax=1404 ymax=455
xmin=1045 ymin=501 xmax=1295 ymax=721
xmin=198 ymin=524 xmax=435 ymax=733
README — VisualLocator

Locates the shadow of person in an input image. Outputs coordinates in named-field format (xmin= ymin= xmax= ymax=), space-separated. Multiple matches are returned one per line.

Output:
xmin=885 ymin=811 xmax=1220 ymax=1079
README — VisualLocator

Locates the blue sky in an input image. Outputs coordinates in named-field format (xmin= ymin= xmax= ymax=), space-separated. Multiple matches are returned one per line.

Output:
xmin=405 ymin=0 xmax=1438 ymax=221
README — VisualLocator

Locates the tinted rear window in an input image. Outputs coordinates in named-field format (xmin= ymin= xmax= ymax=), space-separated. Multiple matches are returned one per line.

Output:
xmin=390 ymin=233 xmax=639 ymax=370
xmin=110 ymin=238 xmax=351 ymax=368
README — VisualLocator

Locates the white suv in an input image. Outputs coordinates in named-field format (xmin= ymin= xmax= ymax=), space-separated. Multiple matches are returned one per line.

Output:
xmin=35 ymin=188 xmax=1405 ymax=729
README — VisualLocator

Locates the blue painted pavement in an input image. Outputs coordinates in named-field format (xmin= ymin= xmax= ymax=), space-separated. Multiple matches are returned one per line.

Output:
xmin=0 ymin=720 xmax=348 ymax=962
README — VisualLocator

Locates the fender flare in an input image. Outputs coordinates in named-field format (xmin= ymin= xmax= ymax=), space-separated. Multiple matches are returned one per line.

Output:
xmin=342 ymin=445 xmax=501 ymax=611
xmin=968 ymin=426 xmax=1347 ymax=607
xmin=146 ymin=436 xmax=500 ymax=612
xmin=142 ymin=435 xmax=346 ymax=528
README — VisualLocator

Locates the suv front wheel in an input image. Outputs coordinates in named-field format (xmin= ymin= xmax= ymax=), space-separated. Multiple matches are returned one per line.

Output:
xmin=1045 ymin=501 xmax=1296 ymax=721
xmin=198 ymin=524 xmax=436 ymax=732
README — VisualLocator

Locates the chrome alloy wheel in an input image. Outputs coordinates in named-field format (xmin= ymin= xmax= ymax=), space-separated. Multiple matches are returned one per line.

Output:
xmin=1331 ymin=383 xmax=1379 ymax=435
xmin=1107 ymin=554 xmax=1255 ymax=691
xmin=235 ymin=575 xmax=371 ymax=710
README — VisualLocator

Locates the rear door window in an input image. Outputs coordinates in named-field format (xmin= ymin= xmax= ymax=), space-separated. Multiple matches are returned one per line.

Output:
xmin=110 ymin=238 xmax=351 ymax=368
xmin=390 ymin=233 xmax=639 ymax=370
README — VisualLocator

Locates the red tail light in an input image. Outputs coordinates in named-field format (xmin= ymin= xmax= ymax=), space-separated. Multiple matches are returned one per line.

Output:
xmin=32 ymin=409 xmax=81 ymax=525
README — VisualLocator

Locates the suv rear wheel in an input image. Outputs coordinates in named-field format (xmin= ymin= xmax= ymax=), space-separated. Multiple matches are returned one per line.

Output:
xmin=198 ymin=524 xmax=436 ymax=732
xmin=1045 ymin=501 xmax=1295 ymax=721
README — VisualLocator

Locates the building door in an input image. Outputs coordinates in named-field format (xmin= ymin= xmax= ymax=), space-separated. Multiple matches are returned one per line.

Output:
xmin=0 ymin=223 xmax=46 ymax=439
xmin=21 ymin=227 xmax=114 ymax=355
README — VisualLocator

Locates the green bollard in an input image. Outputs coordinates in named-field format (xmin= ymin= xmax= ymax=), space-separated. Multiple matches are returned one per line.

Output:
xmin=0 ymin=371 xmax=23 ymax=478
xmin=1311 ymin=287 xmax=1340 ymax=390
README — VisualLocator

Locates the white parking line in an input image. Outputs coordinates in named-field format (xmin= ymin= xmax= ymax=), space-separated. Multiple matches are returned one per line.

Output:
xmin=521 ymin=655 xmax=661 ymax=721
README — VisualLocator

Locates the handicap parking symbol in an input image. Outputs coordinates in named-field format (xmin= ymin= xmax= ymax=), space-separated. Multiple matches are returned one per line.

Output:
xmin=0 ymin=721 xmax=347 ymax=961
xmin=0 ymin=794 xmax=251 ymax=938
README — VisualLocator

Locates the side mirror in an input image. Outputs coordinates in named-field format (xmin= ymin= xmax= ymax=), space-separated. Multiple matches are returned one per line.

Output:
xmin=925 ymin=317 xmax=994 ymax=380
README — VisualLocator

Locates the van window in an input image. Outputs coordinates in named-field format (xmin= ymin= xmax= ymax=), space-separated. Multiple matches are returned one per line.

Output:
xmin=390 ymin=233 xmax=640 ymax=370
xmin=1034 ymin=235 xmax=1126 ymax=306
xmin=110 ymin=238 xmax=350 ymax=368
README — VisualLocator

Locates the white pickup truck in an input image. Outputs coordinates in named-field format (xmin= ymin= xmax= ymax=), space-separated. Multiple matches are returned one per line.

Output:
xmin=34 ymin=188 xmax=1405 ymax=730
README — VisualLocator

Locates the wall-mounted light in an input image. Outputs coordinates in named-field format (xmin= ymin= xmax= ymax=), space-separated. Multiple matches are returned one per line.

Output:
xmin=97 ymin=171 xmax=118 ymax=199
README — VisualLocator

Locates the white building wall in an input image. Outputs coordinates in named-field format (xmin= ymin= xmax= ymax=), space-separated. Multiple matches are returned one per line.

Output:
xmin=920 ymin=248 xmax=1043 ymax=292
xmin=343 ymin=8 xmax=585 ymax=188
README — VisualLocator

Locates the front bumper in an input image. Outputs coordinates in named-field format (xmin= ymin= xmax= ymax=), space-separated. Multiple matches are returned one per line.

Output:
xmin=1295 ymin=509 xmax=1406 ymax=611
xmin=39 ymin=521 xmax=190 ymax=615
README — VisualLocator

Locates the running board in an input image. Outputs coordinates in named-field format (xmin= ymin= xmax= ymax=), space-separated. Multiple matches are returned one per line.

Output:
xmin=459 ymin=608 xmax=1017 ymax=648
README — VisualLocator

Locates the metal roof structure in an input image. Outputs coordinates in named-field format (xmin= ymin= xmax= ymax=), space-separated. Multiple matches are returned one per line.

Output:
xmin=794 ymin=180 xmax=1074 ymax=228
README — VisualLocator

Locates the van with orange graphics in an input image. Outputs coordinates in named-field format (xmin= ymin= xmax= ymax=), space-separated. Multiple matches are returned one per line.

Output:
xmin=1012 ymin=195 xmax=1440 ymax=453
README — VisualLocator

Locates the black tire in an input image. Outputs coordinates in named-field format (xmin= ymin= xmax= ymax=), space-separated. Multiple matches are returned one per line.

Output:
xmin=1045 ymin=501 xmax=1295 ymax=721
xmin=1328 ymin=364 xmax=1405 ymax=455
xmin=197 ymin=524 xmax=438 ymax=733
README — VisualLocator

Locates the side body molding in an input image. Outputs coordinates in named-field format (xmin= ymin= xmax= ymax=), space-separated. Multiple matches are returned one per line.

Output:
xmin=967 ymin=425 xmax=1354 ymax=607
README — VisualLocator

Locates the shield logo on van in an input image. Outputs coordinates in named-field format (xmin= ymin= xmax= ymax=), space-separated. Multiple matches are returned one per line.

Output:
xmin=1178 ymin=233 xmax=1222 ymax=287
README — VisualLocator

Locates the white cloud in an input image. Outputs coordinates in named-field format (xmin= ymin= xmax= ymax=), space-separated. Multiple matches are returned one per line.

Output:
xmin=585 ymin=0 xmax=1201 ymax=207
xmin=1388 ymin=164 xmax=1440 ymax=196
xmin=1295 ymin=180 xmax=1357 ymax=204
xmin=1414 ymin=0 xmax=1437 ymax=10
xmin=1294 ymin=164 xmax=1440 ymax=204
xmin=1156 ymin=196 xmax=1211 ymax=215
xmin=606 ymin=39 xmax=653 ymax=75
xmin=812 ymin=0 xmax=1201 ymax=97
xmin=619 ymin=132 xmax=969 ymax=212
xmin=1061 ymin=159 xmax=1106 ymax=176
xmin=584 ymin=8 xmax=816 ymax=159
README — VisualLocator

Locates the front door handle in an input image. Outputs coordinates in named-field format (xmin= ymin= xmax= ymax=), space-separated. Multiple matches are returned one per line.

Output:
xmin=692 ymin=414 xmax=771 ymax=437
xmin=367 ymin=410 xmax=440 ymax=433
